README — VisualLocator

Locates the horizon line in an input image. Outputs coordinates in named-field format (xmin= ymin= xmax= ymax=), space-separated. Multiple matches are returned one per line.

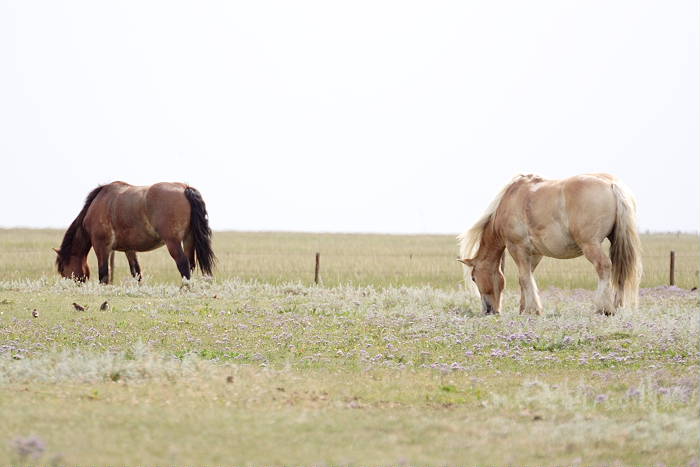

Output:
xmin=0 ymin=226 xmax=698 ymax=236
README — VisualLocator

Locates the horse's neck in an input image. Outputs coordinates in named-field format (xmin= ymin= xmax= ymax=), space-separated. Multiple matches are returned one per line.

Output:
xmin=70 ymin=226 xmax=92 ymax=257
xmin=478 ymin=218 xmax=505 ymax=262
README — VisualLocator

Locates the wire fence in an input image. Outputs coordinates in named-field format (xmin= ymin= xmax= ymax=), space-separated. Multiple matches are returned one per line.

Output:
xmin=2 ymin=247 xmax=698 ymax=288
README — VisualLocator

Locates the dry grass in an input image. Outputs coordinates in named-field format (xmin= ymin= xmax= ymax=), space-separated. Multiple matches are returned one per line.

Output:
xmin=2 ymin=366 xmax=696 ymax=466
xmin=0 ymin=278 xmax=697 ymax=465
xmin=0 ymin=229 xmax=697 ymax=289
xmin=0 ymin=229 xmax=697 ymax=465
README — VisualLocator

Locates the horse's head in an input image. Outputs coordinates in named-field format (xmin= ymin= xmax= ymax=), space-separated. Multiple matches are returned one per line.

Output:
xmin=458 ymin=257 xmax=504 ymax=315
xmin=54 ymin=248 xmax=90 ymax=282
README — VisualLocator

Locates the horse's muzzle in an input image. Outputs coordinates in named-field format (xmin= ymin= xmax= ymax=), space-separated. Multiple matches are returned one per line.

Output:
xmin=482 ymin=296 xmax=498 ymax=315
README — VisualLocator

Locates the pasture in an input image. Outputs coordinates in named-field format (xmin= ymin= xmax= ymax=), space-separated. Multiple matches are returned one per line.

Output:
xmin=2 ymin=229 xmax=698 ymax=289
xmin=0 ymin=229 xmax=698 ymax=465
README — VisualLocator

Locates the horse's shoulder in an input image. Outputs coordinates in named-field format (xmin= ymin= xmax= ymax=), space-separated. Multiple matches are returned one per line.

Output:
xmin=503 ymin=174 xmax=545 ymax=197
xmin=93 ymin=181 xmax=133 ymax=198
xmin=509 ymin=173 xmax=546 ymax=189
xmin=103 ymin=181 xmax=132 ymax=189
xmin=521 ymin=173 xmax=545 ymax=183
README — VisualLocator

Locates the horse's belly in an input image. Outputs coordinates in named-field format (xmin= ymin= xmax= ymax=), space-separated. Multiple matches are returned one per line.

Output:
xmin=113 ymin=233 xmax=164 ymax=252
xmin=531 ymin=229 xmax=582 ymax=259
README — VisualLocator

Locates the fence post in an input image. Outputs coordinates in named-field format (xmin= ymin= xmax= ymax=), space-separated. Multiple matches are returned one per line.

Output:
xmin=314 ymin=252 xmax=320 ymax=285
xmin=669 ymin=251 xmax=675 ymax=286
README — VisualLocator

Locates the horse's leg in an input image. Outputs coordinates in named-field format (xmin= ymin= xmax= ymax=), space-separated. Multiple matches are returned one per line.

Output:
xmin=125 ymin=250 xmax=142 ymax=281
xmin=108 ymin=251 xmax=115 ymax=284
xmin=509 ymin=246 xmax=543 ymax=315
xmin=183 ymin=233 xmax=196 ymax=272
xmin=165 ymin=240 xmax=191 ymax=280
xmin=93 ymin=243 xmax=112 ymax=285
xmin=530 ymin=254 xmax=542 ymax=272
xmin=607 ymin=232 xmax=620 ymax=308
xmin=580 ymin=242 xmax=615 ymax=315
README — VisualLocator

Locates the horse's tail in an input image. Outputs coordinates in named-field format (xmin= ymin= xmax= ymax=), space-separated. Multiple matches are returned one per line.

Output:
xmin=609 ymin=182 xmax=643 ymax=308
xmin=184 ymin=186 xmax=216 ymax=276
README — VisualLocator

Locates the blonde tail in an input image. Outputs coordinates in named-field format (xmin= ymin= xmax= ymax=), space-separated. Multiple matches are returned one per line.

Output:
xmin=610 ymin=183 xmax=643 ymax=308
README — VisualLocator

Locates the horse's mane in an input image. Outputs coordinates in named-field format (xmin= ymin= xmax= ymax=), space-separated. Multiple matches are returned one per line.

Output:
xmin=56 ymin=185 xmax=105 ymax=273
xmin=457 ymin=174 xmax=540 ymax=292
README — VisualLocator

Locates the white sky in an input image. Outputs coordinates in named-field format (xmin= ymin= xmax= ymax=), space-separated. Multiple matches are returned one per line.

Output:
xmin=1 ymin=1 xmax=698 ymax=233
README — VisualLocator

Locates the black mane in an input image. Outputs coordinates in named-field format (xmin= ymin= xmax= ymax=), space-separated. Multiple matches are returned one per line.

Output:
xmin=56 ymin=185 xmax=105 ymax=273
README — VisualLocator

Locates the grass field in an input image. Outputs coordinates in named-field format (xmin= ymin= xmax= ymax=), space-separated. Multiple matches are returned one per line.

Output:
xmin=1 ymin=229 xmax=698 ymax=289
xmin=0 ymin=229 xmax=698 ymax=465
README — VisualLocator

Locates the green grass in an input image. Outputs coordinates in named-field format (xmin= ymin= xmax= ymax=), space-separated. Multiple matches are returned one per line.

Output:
xmin=0 ymin=278 xmax=697 ymax=465
xmin=0 ymin=229 xmax=698 ymax=289
xmin=0 ymin=229 xmax=697 ymax=465
xmin=2 ymin=369 xmax=696 ymax=466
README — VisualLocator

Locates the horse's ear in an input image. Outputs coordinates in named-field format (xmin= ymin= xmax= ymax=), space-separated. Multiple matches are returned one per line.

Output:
xmin=457 ymin=258 xmax=475 ymax=267
xmin=52 ymin=248 xmax=60 ymax=255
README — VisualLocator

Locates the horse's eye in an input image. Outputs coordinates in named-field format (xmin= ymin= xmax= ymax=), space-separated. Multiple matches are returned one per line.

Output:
xmin=471 ymin=274 xmax=476 ymax=282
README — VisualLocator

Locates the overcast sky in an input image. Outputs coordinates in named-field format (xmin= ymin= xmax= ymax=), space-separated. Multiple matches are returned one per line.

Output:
xmin=1 ymin=1 xmax=698 ymax=233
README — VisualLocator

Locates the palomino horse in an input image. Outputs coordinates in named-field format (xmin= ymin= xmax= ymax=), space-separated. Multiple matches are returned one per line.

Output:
xmin=458 ymin=174 xmax=642 ymax=316
xmin=55 ymin=182 xmax=216 ymax=283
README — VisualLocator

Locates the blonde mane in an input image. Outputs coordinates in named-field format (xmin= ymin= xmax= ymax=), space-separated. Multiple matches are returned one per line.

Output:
xmin=457 ymin=174 xmax=536 ymax=293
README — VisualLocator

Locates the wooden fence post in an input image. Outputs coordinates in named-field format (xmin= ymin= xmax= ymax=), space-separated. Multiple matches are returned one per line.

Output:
xmin=669 ymin=251 xmax=675 ymax=286
xmin=314 ymin=252 xmax=320 ymax=285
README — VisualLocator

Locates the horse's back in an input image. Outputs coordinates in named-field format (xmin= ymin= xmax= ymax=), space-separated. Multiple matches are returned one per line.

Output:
xmin=497 ymin=174 xmax=618 ymax=258
xmin=83 ymin=182 xmax=191 ymax=251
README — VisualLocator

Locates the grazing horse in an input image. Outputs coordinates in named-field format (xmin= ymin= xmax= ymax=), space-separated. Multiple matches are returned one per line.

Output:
xmin=458 ymin=174 xmax=642 ymax=316
xmin=55 ymin=182 xmax=216 ymax=283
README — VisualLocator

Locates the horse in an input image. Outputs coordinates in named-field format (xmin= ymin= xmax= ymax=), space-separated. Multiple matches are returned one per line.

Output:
xmin=55 ymin=182 xmax=216 ymax=284
xmin=457 ymin=173 xmax=642 ymax=316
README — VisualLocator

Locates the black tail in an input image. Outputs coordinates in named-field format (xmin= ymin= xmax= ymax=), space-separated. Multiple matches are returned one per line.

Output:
xmin=184 ymin=186 xmax=216 ymax=276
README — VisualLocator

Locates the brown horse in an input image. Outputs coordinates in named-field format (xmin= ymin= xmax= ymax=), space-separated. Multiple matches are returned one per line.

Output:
xmin=55 ymin=182 xmax=216 ymax=283
xmin=458 ymin=174 xmax=642 ymax=316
